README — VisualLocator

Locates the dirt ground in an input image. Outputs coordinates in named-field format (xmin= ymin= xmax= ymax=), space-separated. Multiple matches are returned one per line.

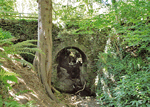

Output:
xmin=1 ymin=53 xmax=100 ymax=107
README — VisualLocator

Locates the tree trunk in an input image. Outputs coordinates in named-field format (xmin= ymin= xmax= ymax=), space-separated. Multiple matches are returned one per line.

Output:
xmin=33 ymin=0 xmax=58 ymax=102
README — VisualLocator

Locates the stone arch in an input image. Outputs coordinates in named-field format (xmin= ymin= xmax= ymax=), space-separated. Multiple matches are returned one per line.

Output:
xmin=55 ymin=46 xmax=87 ymax=64
xmin=52 ymin=40 xmax=92 ymax=74
xmin=52 ymin=40 xmax=89 ymax=63
xmin=52 ymin=40 xmax=93 ymax=93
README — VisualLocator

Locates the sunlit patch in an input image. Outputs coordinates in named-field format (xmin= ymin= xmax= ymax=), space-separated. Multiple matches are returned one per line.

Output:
xmin=0 ymin=47 xmax=4 ymax=51
xmin=15 ymin=54 xmax=24 ymax=60
xmin=15 ymin=0 xmax=38 ymax=14
xmin=104 ymin=38 xmax=111 ymax=53
xmin=102 ymin=67 xmax=109 ymax=78
xmin=9 ymin=90 xmax=28 ymax=101
xmin=72 ymin=101 xmax=82 ymax=105
xmin=16 ymin=95 xmax=28 ymax=101
xmin=8 ymin=54 xmax=14 ymax=58
xmin=71 ymin=96 xmax=77 ymax=101
xmin=1 ymin=65 xmax=9 ymax=72
xmin=95 ymin=75 xmax=99 ymax=86
xmin=110 ymin=74 xmax=115 ymax=82
xmin=7 ymin=80 xmax=16 ymax=85
xmin=30 ymin=92 xmax=39 ymax=99
xmin=17 ymin=77 xmax=26 ymax=84
xmin=107 ymin=88 xmax=112 ymax=98
xmin=137 ymin=64 xmax=140 ymax=69
xmin=53 ymin=18 xmax=65 ymax=28
xmin=8 ymin=54 xmax=17 ymax=64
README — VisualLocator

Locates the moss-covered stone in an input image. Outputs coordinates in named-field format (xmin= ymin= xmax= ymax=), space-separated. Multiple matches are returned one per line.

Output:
xmin=0 ymin=19 xmax=108 ymax=94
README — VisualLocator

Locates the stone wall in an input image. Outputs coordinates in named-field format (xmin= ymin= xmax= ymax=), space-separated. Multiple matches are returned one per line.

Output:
xmin=0 ymin=19 xmax=108 ymax=94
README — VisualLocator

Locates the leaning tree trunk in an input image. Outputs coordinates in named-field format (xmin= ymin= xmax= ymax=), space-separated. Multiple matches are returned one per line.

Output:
xmin=33 ymin=0 xmax=58 ymax=102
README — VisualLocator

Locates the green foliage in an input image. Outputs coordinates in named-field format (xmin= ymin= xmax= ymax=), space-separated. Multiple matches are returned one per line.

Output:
xmin=0 ymin=0 xmax=16 ymax=19
xmin=0 ymin=30 xmax=37 ymax=106
xmin=114 ymin=70 xmax=150 ymax=107
xmin=0 ymin=68 xmax=19 ymax=89
xmin=95 ymin=0 xmax=150 ymax=106
xmin=53 ymin=0 xmax=96 ymax=21
xmin=0 ymin=68 xmax=25 ymax=107
xmin=4 ymin=40 xmax=39 ymax=54
xmin=16 ymin=90 xmax=33 ymax=96
xmin=0 ymin=0 xmax=15 ymax=12
xmin=0 ymin=28 xmax=13 ymax=47
xmin=0 ymin=28 xmax=13 ymax=40
xmin=3 ymin=39 xmax=43 ymax=68
xmin=0 ymin=28 xmax=13 ymax=46
xmin=0 ymin=20 xmax=38 ymax=39
xmin=0 ymin=94 xmax=34 ymax=107
xmin=97 ymin=50 xmax=150 ymax=106
xmin=0 ymin=19 xmax=60 ymax=41
xmin=0 ymin=68 xmax=35 ymax=106
xmin=0 ymin=28 xmax=42 ymax=69
xmin=4 ymin=100 xmax=25 ymax=107
xmin=79 ymin=0 xmax=150 ymax=52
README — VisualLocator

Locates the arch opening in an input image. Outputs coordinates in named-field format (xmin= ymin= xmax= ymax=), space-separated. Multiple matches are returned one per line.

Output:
xmin=53 ymin=47 xmax=90 ymax=95
xmin=55 ymin=46 xmax=87 ymax=65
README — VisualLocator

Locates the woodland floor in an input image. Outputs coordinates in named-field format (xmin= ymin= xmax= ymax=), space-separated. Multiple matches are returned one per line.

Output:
xmin=1 ymin=54 xmax=100 ymax=107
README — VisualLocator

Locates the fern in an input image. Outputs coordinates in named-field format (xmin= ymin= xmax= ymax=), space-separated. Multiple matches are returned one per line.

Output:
xmin=0 ymin=38 xmax=13 ymax=46
xmin=0 ymin=68 xmax=19 ymax=77
xmin=3 ymin=40 xmax=39 ymax=53
xmin=0 ymin=39 xmax=43 ymax=69
xmin=0 ymin=28 xmax=44 ymax=71
xmin=0 ymin=68 xmax=19 ymax=89
xmin=0 ymin=28 xmax=13 ymax=40
xmin=0 ymin=29 xmax=37 ymax=106
xmin=4 ymin=40 xmax=43 ymax=55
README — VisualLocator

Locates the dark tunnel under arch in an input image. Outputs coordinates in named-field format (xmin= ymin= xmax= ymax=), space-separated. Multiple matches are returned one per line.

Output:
xmin=55 ymin=46 xmax=88 ymax=69
xmin=52 ymin=46 xmax=96 ymax=96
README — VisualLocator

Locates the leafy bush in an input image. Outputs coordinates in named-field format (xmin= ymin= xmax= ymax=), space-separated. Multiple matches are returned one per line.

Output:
xmin=114 ymin=0 xmax=150 ymax=53
xmin=0 ymin=68 xmax=19 ymax=89
xmin=95 ymin=0 xmax=150 ymax=106
xmin=0 ymin=28 xmax=41 ymax=67
xmin=96 ymin=50 xmax=150 ymax=106
xmin=0 ymin=28 xmax=13 ymax=40
xmin=0 ymin=0 xmax=14 ymax=12
xmin=0 ymin=0 xmax=16 ymax=19
xmin=0 ymin=68 xmax=24 ymax=107
xmin=0 ymin=28 xmax=41 ymax=106
xmin=82 ymin=0 xmax=150 ymax=53
xmin=113 ymin=70 xmax=150 ymax=107
xmin=0 ymin=67 xmax=35 ymax=107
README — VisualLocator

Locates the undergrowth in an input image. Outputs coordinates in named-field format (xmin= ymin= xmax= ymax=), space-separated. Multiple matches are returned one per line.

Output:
xmin=0 ymin=26 xmax=39 ymax=106
xmin=97 ymin=51 xmax=150 ymax=106
xmin=96 ymin=0 xmax=150 ymax=106
xmin=0 ymin=68 xmax=35 ymax=107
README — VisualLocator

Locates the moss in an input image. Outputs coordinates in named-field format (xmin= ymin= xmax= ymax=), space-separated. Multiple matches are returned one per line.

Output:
xmin=0 ymin=19 xmax=60 ymax=41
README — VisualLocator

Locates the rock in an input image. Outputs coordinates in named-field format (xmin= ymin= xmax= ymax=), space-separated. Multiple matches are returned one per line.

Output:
xmin=55 ymin=79 xmax=74 ymax=92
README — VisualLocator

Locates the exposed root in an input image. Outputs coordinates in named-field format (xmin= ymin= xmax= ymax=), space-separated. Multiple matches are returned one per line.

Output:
xmin=75 ymin=81 xmax=86 ymax=94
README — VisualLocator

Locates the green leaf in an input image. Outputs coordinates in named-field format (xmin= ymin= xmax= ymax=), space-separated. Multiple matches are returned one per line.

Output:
xmin=3 ymin=75 xmax=18 ymax=83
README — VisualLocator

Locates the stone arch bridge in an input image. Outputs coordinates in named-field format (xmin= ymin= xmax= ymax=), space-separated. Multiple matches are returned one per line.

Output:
xmin=0 ymin=19 xmax=107 ymax=95
xmin=52 ymin=37 xmax=106 ymax=95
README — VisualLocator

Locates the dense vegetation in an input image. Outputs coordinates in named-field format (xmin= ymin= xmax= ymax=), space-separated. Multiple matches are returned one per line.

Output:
xmin=0 ymin=0 xmax=150 ymax=106
xmin=0 ymin=27 xmax=40 ymax=106
xmin=95 ymin=1 xmax=150 ymax=106
xmin=57 ymin=0 xmax=150 ymax=106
